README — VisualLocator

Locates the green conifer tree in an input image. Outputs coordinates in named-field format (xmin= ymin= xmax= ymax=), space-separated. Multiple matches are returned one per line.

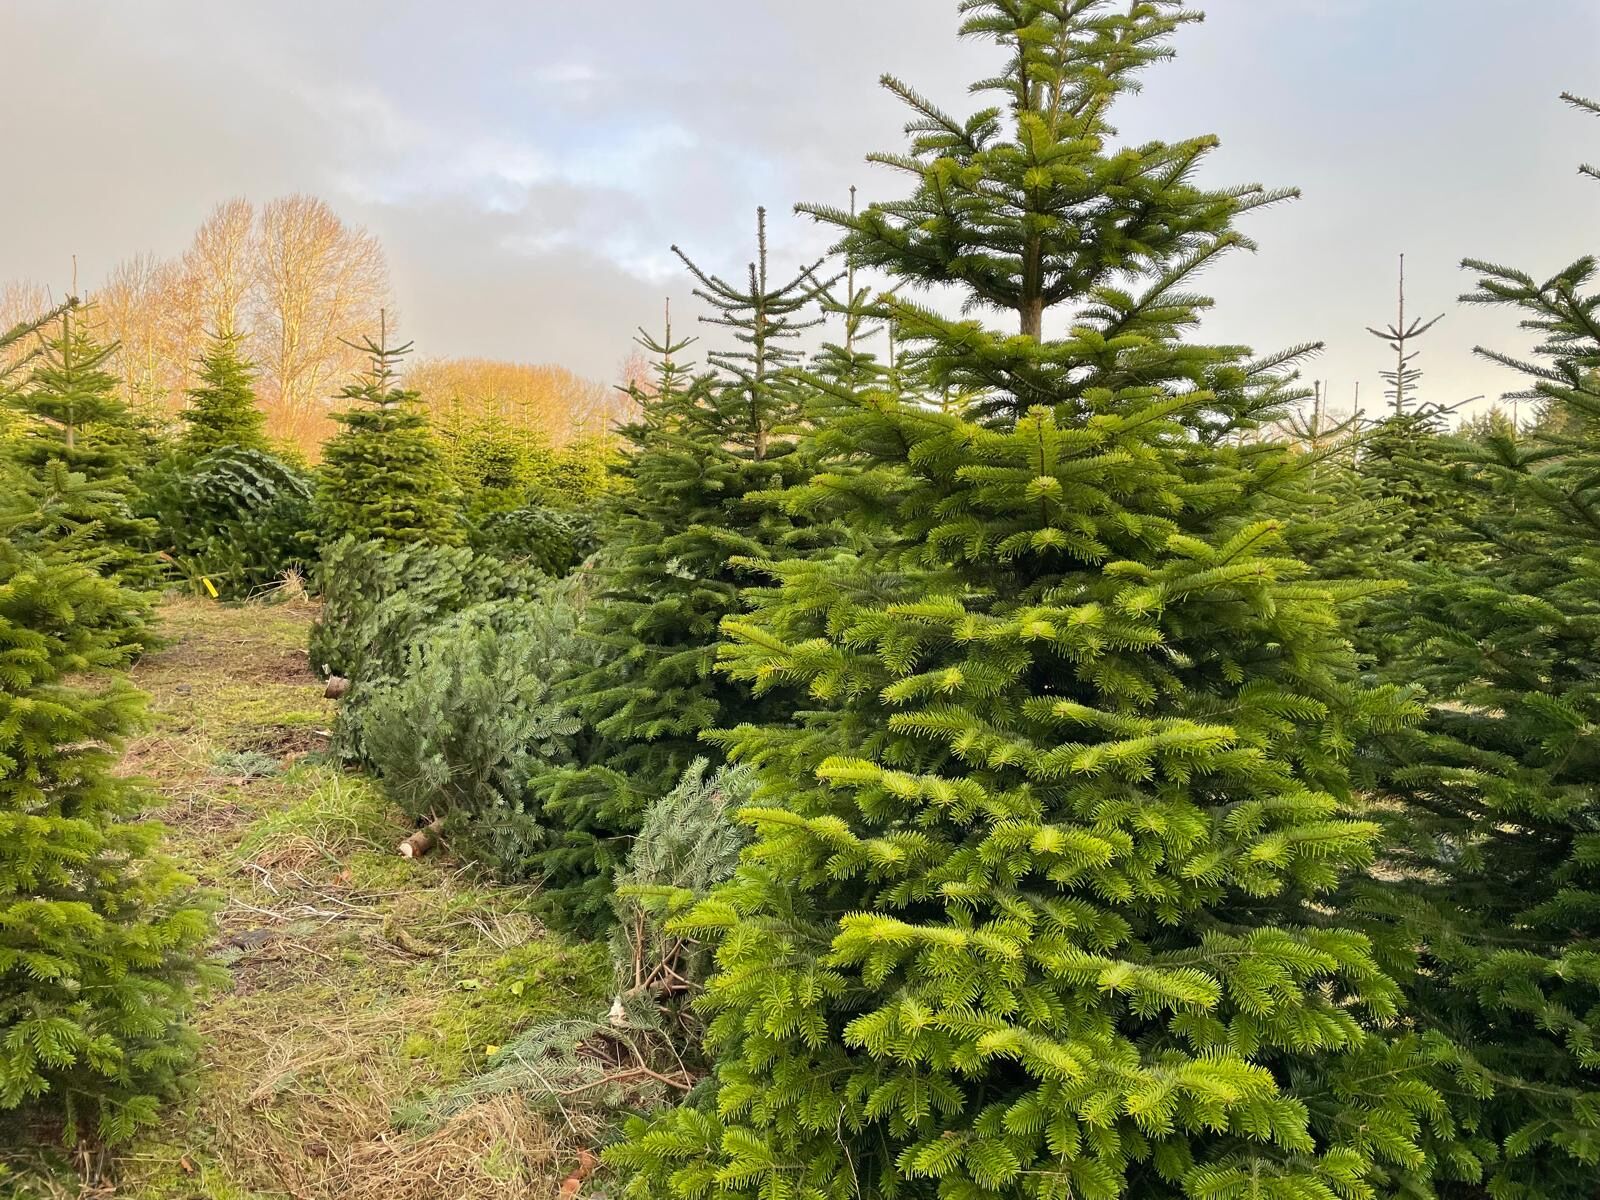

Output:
xmin=1360 ymin=92 xmax=1600 ymax=1199
xmin=177 ymin=331 xmax=268 ymax=457
xmin=533 ymin=221 xmax=834 ymax=930
xmin=316 ymin=325 xmax=461 ymax=546
xmin=0 ymin=470 xmax=211 ymax=1146
xmin=3 ymin=302 xmax=158 ymax=579
xmin=610 ymin=5 xmax=1458 ymax=1198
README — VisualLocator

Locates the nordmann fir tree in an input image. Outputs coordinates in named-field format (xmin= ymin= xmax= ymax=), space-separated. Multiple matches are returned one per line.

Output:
xmin=1347 ymin=261 xmax=1481 ymax=586
xmin=4 ymin=301 xmax=159 ymax=582
xmin=316 ymin=321 xmax=460 ymax=546
xmin=534 ymin=224 xmax=836 ymax=930
xmin=176 ymin=331 xmax=269 ymax=457
xmin=1359 ymin=92 xmax=1600 ymax=1200
xmin=609 ymin=5 xmax=1460 ymax=1199
xmin=0 ymin=468 xmax=212 ymax=1146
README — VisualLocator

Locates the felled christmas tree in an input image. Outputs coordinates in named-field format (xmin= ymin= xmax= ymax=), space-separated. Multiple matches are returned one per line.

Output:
xmin=610 ymin=4 xmax=1454 ymax=1198
xmin=533 ymin=217 xmax=833 ymax=930
xmin=316 ymin=325 xmax=460 ymax=546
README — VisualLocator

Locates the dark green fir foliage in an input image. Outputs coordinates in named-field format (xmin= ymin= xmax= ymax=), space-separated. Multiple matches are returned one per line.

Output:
xmin=176 ymin=331 xmax=268 ymax=457
xmin=469 ymin=502 xmax=596 ymax=576
xmin=610 ymin=5 xmax=1458 ymax=1199
xmin=355 ymin=589 xmax=588 ymax=877
xmin=1334 ymin=262 xmax=1478 ymax=582
xmin=442 ymin=418 xmax=613 ymax=566
xmin=1361 ymin=98 xmax=1600 ymax=1197
xmin=143 ymin=446 xmax=315 ymax=598
xmin=7 ymin=302 xmax=137 ymax=477
xmin=144 ymin=330 xmax=309 ymax=595
xmin=4 ymin=462 xmax=158 ymax=653
xmin=0 ymin=475 xmax=211 ymax=1146
xmin=4 ymin=302 xmax=159 ymax=581
xmin=316 ymin=327 xmax=460 ymax=547
xmin=533 ymin=229 xmax=834 ymax=931
xmin=1346 ymin=411 xmax=1491 ymax=589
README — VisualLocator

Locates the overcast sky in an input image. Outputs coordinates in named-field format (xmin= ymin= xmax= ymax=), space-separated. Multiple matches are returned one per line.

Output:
xmin=2 ymin=1 xmax=1596 ymax=416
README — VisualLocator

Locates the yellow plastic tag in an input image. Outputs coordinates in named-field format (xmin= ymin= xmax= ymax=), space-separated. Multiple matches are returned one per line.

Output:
xmin=202 ymin=577 xmax=219 ymax=598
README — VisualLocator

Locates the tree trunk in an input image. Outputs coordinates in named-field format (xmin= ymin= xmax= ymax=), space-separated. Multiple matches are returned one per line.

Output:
xmin=1020 ymin=295 xmax=1044 ymax=340
xmin=398 ymin=817 xmax=445 ymax=859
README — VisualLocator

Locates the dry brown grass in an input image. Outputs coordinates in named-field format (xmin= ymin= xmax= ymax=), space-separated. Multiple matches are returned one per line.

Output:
xmin=4 ymin=596 xmax=607 ymax=1200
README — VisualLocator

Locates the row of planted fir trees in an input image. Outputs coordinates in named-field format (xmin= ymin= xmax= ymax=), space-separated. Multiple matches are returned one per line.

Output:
xmin=499 ymin=5 xmax=1595 ymax=1199
xmin=0 ymin=283 xmax=613 ymax=1144
xmin=5 ymin=1 xmax=1597 ymax=1194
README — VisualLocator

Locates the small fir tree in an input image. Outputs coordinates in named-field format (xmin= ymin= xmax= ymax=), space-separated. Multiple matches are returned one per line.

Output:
xmin=534 ymin=226 xmax=835 ymax=930
xmin=4 ymin=302 xmax=158 ymax=579
xmin=1361 ymin=93 xmax=1600 ymax=1199
xmin=7 ymin=302 xmax=130 ymax=477
xmin=610 ymin=5 xmax=1458 ymax=1198
xmin=177 ymin=332 xmax=268 ymax=457
xmin=316 ymin=325 xmax=460 ymax=546
xmin=0 ymin=471 xmax=211 ymax=1145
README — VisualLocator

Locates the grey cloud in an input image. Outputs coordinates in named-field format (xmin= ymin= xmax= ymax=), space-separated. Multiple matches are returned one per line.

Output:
xmin=1 ymin=0 xmax=1595 ymax=405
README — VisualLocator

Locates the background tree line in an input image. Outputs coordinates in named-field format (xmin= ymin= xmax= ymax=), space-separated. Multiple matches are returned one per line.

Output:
xmin=0 ymin=195 xmax=627 ymax=454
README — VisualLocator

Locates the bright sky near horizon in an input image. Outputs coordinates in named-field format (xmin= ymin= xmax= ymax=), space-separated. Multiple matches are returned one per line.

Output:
xmin=2 ymin=1 xmax=1596 ymax=416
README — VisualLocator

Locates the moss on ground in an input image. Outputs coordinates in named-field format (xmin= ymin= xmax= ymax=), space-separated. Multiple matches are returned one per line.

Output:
xmin=1 ymin=597 xmax=605 ymax=1200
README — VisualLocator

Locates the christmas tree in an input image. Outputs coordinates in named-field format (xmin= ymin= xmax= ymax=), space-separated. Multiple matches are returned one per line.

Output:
xmin=177 ymin=331 xmax=269 ymax=457
xmin=1361 ymin=92 xmax=1600 ymax=1198
xmin=316 ymin=323 xmax=461 ymax=546
xmin=0 ymin=470 xmax=211 ymax=1146
xmin=4 ymin=302 xmax=159 ymax=580
xmin=610 ymin=4 xmax=1456 ymax=1197
xmin=533 ymin=220 xmax=834 ymax=930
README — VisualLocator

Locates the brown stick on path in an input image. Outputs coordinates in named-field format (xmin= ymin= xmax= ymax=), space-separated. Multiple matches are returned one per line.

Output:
xmin=397 ymin=818 xmax=444 ymax=859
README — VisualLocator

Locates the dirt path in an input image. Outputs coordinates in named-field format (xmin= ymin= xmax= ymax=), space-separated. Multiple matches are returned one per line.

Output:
xmin=8 ymin=598 xmax=603 ymax=1200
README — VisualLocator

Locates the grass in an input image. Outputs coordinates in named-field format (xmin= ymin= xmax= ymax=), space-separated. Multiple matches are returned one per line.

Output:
xmin=1 ymin=597 xmax=608 ymax=1200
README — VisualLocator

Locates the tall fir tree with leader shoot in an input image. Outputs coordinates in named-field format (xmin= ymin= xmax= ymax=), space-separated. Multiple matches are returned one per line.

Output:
xmin=316 ymin=320 xmax=459 ymax=547
xmin=610 ymin=3 xmax=1462 ymax=1198
xmin=533 ymin=214 xmax=835 ymax=929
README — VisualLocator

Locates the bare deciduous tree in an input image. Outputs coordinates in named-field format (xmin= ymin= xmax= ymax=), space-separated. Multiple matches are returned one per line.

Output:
xmin=183 ymin=197 xmax=257 ymax=338
xmin=12 ymin=197 xmax=397 ymax=451
xmin=251 ymin=195 xmax=390 ymax=443
xmin=93 ymin=253 xmax=174 ymax=409
xmin=0 ymin=279 xmax=54 ymax=376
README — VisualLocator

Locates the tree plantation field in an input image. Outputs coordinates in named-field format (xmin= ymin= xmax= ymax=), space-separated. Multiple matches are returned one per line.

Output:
xmin=2 ymin=3 xmax=1599 ymax=1199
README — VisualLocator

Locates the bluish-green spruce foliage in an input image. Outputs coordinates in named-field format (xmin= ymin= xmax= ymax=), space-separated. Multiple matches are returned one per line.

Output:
xmin=609 ymin=4 xmax=1456 ymax=1198
xmin=316 ymin=328 xmax=460 ymax=546
xmin=1361 ymin=92 xmax=1600 ymax=1199
xmin=0 ymin=470 xmax=211 ymax=1145
xmin=356 ymin=589 xmax=587 ymax=876
xmin=533 ymin=219 xmax=832 ymax=930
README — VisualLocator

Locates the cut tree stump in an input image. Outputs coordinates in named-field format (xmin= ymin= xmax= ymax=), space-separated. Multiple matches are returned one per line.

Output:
xmin=398 ymin=818 xmax=444 ymax=859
